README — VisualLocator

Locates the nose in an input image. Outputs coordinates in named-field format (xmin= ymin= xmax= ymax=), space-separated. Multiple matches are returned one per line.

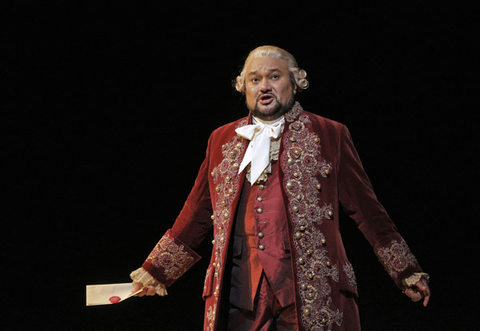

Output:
xmin=260 ymin=78 xmax=272 ymax=92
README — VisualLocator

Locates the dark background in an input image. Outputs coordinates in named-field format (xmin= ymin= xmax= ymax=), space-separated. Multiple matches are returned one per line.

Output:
xmin=5 ymin=1 xmax=479 ymax=330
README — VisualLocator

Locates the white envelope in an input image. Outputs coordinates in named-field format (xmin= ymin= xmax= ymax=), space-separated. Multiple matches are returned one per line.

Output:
xmin=86 ymin=283 xmax=142 ymax=306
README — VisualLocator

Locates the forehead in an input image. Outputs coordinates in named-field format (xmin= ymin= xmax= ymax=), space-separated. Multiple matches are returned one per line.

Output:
xmin=245 ymin=57 xmax=289 ymax=75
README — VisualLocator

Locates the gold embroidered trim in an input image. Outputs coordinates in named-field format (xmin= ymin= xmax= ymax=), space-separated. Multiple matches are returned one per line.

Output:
xmin=146 ymin=232 xmax=195 ymax=281
xmin=376 ymin=238 xmax=418 ymax=279
xmin=282 ymin=102 xmax=342 ymax=330
xmin=206 ymin=120 xmax=248 ymax=330
xmin=343 ymin=262 xmax=358 ymax=289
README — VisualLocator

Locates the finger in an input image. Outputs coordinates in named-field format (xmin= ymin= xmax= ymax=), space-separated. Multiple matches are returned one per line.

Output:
xmin=405 ymin=288 xmax=422 ymax=302
xmin=414 ymin=280 xmax=431 ymax=307
xmin=146 ymin=286 xmax=156 ymax=296
xmin=422 ymin=285 xmax=431 ymax=307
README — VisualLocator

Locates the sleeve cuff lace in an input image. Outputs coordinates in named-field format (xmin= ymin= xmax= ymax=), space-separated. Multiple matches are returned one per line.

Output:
xmin=402 ymin=272 xmax=430 ymax=288
xmin=130 ymin=267 xmax=168 ymax=296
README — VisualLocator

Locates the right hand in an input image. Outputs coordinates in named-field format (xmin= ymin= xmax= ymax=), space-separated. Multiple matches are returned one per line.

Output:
xmin=132 ymin=281 xmax=157 ymax=297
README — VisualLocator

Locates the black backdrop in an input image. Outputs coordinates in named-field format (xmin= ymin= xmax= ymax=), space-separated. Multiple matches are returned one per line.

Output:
xmin=5 ymin=1 xmax=479 ymax=330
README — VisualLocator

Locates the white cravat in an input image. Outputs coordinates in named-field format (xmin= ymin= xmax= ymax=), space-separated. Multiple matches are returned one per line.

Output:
xmin=235 ymin=116 xmax=285 ymax=184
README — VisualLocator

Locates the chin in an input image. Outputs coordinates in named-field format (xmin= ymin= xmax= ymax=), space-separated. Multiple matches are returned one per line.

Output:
xmin=249 ymin=98 xmax=294 ymax=121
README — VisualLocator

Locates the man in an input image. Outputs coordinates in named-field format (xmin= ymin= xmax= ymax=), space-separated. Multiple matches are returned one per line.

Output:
xmin=130 ymin=45 xmax=430 ymax=331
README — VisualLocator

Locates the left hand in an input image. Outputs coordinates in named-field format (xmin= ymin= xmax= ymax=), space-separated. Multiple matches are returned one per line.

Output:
xmin=404 ymin=278 xmax=430 ymax=307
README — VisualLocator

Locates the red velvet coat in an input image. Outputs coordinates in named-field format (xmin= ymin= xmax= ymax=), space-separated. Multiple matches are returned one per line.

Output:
xmin=141 ymin=102 xmax=424 ymax=331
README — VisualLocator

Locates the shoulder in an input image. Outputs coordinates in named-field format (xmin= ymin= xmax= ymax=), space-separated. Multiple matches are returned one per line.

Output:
xmin=301 ymin=109 xmax=347 ymax=137
xmin=208 ymin=115 xmax=249 ymax=143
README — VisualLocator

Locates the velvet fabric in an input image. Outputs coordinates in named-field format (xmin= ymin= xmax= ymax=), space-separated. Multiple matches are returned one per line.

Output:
xmin=141 ymin=102 xmax=424 ymax=331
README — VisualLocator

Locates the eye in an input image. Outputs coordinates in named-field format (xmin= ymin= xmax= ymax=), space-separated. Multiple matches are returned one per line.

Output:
xmin=271 ymin=74 xmax=280 ymax=80
xmin=251 ymin=77 xmax=260 ymax=83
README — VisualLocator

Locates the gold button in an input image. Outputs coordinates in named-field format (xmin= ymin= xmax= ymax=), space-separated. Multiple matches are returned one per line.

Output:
xmin=326 ymin=261 xmax=331 ymax=267
xmin=292 ymin=206 xmax=299 ymax=213
xmin=316 ymin=183 xmax=321 ymax=190
xmin=321 ymin=238 xmax=326 ymax=245
xmin=295 ymin=232 xmax=302 ymax=239
xmin=300 ymin=283 xmax=307 ymax=290
xmin=299 ymin=257 xmax=305 ymax=265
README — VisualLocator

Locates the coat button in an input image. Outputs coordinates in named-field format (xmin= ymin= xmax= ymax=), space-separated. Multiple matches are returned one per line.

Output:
xmin=256 ymin=208 xmax=263 ymax=214
xmin=257 ymin=196 xmax=263 ymax=202
xmin=258 ymin=244 xmax=265 ymax=250
xmin=258 ymin=232 xmax=264 ymax=238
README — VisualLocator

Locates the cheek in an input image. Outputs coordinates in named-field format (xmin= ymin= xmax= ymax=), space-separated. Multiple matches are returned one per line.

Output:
xmin=278 ymin=84 xmax=294 ymax=102
xmin=245 ymin=86 xmax=257 ymax=106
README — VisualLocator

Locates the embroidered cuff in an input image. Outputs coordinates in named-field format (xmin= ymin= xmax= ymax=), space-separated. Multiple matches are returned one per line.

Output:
xmin=142 ymin=229 xmax=201 ymax=287
xmin=402 ymin=272 xmax=430 ymax=288
xmin=376 ymin=237 xmax=422 ymax=288
xmin=130 ymin=267 xmax=168 ymax=296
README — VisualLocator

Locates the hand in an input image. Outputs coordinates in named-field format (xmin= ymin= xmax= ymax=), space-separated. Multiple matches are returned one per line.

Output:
xmin=404 ymin=278 xmax=430 ymax=307
xmin=132 ymin=281 xmax=157 ymax=297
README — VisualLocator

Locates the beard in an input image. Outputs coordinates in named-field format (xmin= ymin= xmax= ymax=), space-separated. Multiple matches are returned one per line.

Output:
xmin=248 ymin=91 xmax=296 ymax=121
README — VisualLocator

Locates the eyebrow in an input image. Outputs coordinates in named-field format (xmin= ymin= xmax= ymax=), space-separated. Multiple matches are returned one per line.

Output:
xmin=247 ymin=68 xmax=282 ymax=77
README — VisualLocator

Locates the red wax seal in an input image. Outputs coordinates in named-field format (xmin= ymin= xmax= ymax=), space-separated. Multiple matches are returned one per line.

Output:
xmin=109 ymin=296 xmax=121 ymax=304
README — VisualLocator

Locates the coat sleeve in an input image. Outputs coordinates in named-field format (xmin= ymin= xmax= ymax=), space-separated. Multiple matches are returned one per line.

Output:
xmin=140 ymin=133 xmax=215 ymax=287
xmin=337 ymin=125 xmax=423 ymax=289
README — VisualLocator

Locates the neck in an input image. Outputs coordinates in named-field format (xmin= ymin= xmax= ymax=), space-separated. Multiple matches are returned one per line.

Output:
xmin=252 ymin=115 xmax=285 ymax=125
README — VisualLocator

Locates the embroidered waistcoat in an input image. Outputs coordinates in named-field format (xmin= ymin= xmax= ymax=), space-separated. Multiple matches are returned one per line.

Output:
xmin=141 ymin=102 xmax=424 ymax=331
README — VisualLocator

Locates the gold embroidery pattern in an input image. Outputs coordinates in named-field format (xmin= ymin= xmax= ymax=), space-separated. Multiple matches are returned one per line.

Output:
xmin=206 ymin=120 xmax=248 ymax=330
xmin=147 ymin=232 xmax=195 ymax=281
xmin=377 ymin=238 xmax=418 ymax=278
xmin=343 ymin=262 xmax=357 ymax=289
xmin=282 ymin=102 xmax=342 ymax=330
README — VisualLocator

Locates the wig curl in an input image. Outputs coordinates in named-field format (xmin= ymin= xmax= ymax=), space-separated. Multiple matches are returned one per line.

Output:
xmin=235 ymin=45 xmax=309 ymax=93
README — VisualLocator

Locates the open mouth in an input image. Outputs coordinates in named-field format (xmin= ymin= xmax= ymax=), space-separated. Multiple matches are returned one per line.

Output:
xmin=258 ymin=94 xmax=275 ymax=105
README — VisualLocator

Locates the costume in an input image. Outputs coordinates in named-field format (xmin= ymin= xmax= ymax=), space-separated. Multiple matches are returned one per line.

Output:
xmin=131 ymin=102 xmax=427 ymax=331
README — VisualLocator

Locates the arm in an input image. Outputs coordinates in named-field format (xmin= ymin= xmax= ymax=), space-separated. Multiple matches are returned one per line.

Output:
xmin=130 ymin=134 xmax=215 ymax=295
xmin=337 ymin=125 xmax=430 ymax=305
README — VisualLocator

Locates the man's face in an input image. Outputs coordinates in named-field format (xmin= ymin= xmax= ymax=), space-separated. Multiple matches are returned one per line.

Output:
xmin=244 ymin=57 xmax=297 ymax=121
